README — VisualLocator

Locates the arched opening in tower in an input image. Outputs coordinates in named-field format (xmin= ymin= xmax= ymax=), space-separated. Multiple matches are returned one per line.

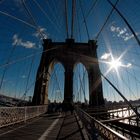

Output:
xmin=73 ymin=63 xmax=89 ymax=105
xmin=48 ymin=63 xmax=65 ymax=103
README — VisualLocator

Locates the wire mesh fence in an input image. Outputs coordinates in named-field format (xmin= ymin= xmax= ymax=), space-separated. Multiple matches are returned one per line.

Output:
xmin=0 ymin=105 xmax=48 ymax=128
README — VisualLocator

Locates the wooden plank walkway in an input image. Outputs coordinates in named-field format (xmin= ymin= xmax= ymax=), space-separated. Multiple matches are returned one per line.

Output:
xmin=56 ymin=113 xmax=85 ymax=140
xmin=0 ymin=112 xmax=88 ymax=140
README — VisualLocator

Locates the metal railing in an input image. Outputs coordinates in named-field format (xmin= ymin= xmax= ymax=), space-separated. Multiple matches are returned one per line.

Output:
xmin=75 ymin=107 xmax=128 ymax=140
xmin=0 ymin=105 xmax=48 ymax=128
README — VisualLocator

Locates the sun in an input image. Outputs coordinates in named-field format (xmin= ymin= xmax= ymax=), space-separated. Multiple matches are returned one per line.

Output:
xmin=109 ymin=59 xmax=122 ymax=70
xmin=100 ymin=52 xmax=132 ymax=77
xmin=105 ymin=57 xmax=123 ymax=79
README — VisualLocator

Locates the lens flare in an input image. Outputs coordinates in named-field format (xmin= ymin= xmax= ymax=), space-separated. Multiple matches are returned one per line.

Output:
xmin=109 ymin=59 xmax=122 ymax=70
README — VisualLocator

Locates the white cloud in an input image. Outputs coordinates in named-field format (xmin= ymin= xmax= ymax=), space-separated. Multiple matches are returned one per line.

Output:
xmin=33 ymin=27 xmax=47 ymax=39
xmin=20 ymin=41 xmax=35 ymax=49
xmin=123 ymin=34 xmax=134 ymax=41
xmin=12 ymin=34 xmax=35 ymax=49
xmin=126 ymin=63 xmax=132 ymax=68
xmin=101 ymin=53 xmax=111 ymax=60
xmin=110 ymin=26 xmax=116 ymax=32
xmin=110 ymin=24 xmax=138 ymax=41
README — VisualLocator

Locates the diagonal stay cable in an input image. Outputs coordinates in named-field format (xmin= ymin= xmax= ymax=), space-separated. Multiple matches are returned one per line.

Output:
xmin=44 ymin=0 xmax=63 ymax=33
xmin=0 ymin=46 xmax=59 ymax=69
xmin=77 ymin=0 xmax=98 ymax=36
xmin=20 ymin=68 xmax=46 ymax=101
xmin=83 ymin=0 xmax=98 ymax=23
xmin=106 ymin=0 xmax=140 ymax=46
xmin=0 ymin=23 xmax=32 ymax=93
xmin=21 ymin=0 xmax=45 ymax=39
xmin=23 ymin=54 xmax=35 ymax=100
xmin=101 ymin=73 xmax=140 ymax=118
xmin=95 ymin=0 xmax=120 ymax=39
xmin=20 ymin=61 xmax=62 ymax=102
xmin=75 ymin=65 xmax=87 ymax=103
xmin=0 ymin=45 xmax=17 ymax=91
xmin=20 ymin=62 xmax=55 ymax=101
xmin=48 ymin=66 xmax=62 ymax=101
xmin=0 ymin=10 xmax=36 ymax=29
xmin=78 ymin=70 xmax=87 ymax=103
xmin=32 ymin=0 xmax=62 ymax=35
xmin=54 ymin=70 xmax=63 ymax=101
xmin=79 ymin=0 xmax=90 ymax=40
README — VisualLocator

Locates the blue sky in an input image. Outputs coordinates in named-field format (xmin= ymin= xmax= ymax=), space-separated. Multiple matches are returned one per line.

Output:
xmin=0 ymin=0 xmax=140 ymax=103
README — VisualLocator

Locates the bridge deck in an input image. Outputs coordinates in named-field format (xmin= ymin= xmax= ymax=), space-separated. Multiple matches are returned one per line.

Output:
xmin=0 ymin=112 xmax=88 ymax=140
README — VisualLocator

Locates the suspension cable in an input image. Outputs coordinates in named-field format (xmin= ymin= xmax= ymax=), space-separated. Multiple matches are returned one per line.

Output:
xmin=23 ymin=54 xmax=35 ymax=100
xmin=101 ymin=73 xmax=140 ymax=118
xmin=75 ymin=7 xmax=81 ymax=41
xmin=0 ymin=23 xmax=30 ymax=94
xmin=44 ymin=0 xmax=62 ymax=31
xmin=21 ymin=0 xmax=45 ymax=39
xmin=0 ymin=45 xmax=16 ymax=91
xmin=75 ymin=66 xmax=87 ymax=103
xmin=84 ymin=0 xmax=98 ymax=22
xmin=71 ymin=0 xmax=76 ymax=38
xmin=48 ymin=66 xmax=62 ymax=102
xmin=78 ymin=70 xmax=87 ymax=103
xmin=0 ymin=46 xmax=59 ymax=69
xmin=0 ymin=10 xmax=36 ymax=29
xmin=64 ymin=0 xmax=69 ymax=38
xmin=32 ymin=0 xmax=62 ymax=35
xmin=54 ymin=68 xmax=63 ymax=101
xmin=22 ymin=65 xmax=61 ymax=102
xmin=106 ymin=0 xmax=140 ymax=46
xmin=79 ymin=0 xmax=90 ymax=40
xmin=95 ymin=0 xmax=119 ymax=39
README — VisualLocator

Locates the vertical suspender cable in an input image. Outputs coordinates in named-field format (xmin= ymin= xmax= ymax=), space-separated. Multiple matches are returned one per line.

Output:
xmin=79 ymin=0 xmax=90 ymax=40
xmin=23 ymin=55 xmax=35 ymax=101
xmin=0 ymin=46 xmax=16 ymax=91
xmin=32 ymin=0 xmax=62 ymax=35
xmin=22 ymin=0 xmax=45 ymax=39
xmin=64 ymin=0 xmax=69 ymax=38
xmin=71 ymin=0 xmax=76 ymax=38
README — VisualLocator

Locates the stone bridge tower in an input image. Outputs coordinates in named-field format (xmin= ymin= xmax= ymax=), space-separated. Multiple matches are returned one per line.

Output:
xmin=32 ymin=39 xmax=104 ymax=107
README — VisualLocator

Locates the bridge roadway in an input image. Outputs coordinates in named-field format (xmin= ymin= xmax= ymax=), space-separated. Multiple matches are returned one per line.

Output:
xmin=0 ymin=112 xmax=88 ymax=140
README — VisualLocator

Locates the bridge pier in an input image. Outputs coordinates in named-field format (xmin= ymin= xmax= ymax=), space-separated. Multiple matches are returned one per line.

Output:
xmin=64 ymin=66 xmax=73 ymax=103
xmin=87 ymin=40 xmax=104 ymax=106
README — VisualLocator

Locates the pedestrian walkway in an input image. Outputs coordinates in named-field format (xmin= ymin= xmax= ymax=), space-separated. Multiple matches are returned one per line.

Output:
xmin=0 ymin=112 xmax=88 ymax=140
xmin=56 ymin=112 xmax=87 ymax=140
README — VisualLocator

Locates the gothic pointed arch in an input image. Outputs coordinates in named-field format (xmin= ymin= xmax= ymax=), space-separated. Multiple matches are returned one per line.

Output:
xmin=32 ymin=39 xmax=104 ymax=107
